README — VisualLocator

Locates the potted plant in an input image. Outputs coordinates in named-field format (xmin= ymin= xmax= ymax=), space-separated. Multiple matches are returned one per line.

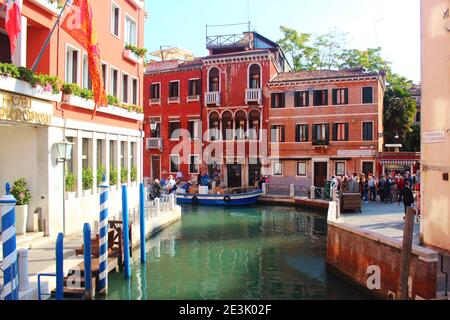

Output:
xmin=97 ymin=165 xmax=106 ymax=186
xmin=82 ymin=168 xmax=94 ymax=196
xmin=130 ymin=166 xmax=137 ymax=184
xmin=110 ymin=168 xmax=118 ymax=189
xmin=65 ymin=172 xmax=76 ymax=200
xmin=121 ymin=167 xmax=129 ymax=185
xmin=10 ymin=178 xmax=31 ymax=235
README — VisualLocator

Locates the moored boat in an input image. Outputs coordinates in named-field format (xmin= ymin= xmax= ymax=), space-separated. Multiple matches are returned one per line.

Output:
xmin=176 ymin=189 xmax=263 ymax=206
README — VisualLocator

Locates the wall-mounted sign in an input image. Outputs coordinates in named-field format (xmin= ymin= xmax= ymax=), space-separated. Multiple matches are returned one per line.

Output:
xmin=337 ymin=150 xmax=375 ymax=157
xmin=423 ymin=131 xmax=445 ymax=144
xmin=0 ymin=91 xmax=52 ymax=125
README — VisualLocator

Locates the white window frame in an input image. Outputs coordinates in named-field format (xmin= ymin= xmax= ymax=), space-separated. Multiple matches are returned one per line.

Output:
xmin=362 ymin=86 xmax=374 ymax=104
xmin=188 ymin=119 xmax=200 ymax=140
xmin=65 ymin=44 xmax=81 ymax=85
xmin=188 ymin=78 xmax=200 ymax=100
xmin=130 ymin=76 xmax=139 ymax=105
xmin=207 ymin=66 xmax=220 ymax=92
xmin=188 ymin=154 xmax=200 ymax=174
xmin=169 ymin=119 xmax=181 ymax=141
xmin=297 ymin=161 xmax=307 ymax=177
xmin=170 ymin=154 xmax=181 ymax=174
xmin=247 ymin=62 xmax=262 ymax=89
xmin=101 ymin=61 xmax=109 ymax=94
xmin=362 ymin=120 xmax=375 ymax=142
xmin=121 ymin=71 xmax=130 ymax=104
xmin=169 ymin=80 xmax=180 ymax=98
xmin=81 ymin=52 xmax=92 ymax=90
xmin=272 ymin=161 xmax=283 ymax=176
xmin=111 ymin=1 xmax=121 ymax=39
xmin=110 ymin=65 xmax=120 ymax=99
xmin=124 ymin=13 xmax=138 ymax=46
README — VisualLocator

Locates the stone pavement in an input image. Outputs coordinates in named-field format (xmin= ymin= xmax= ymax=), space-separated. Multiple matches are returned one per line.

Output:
xmin=341 ymin=200 xmax=420 ymax=245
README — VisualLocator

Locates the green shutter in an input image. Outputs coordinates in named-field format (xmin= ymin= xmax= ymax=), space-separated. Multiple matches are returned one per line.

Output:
xmin=305 ymin=91 xmax=310 ymax=107
xmin=294 ymin=92 xmax=299 ymax=108
xmin=325 ymin=124 xmax=330 ymax=141
xmin=345 ymin=123 xmax=349 ymax=141
xmin=305 ymin=125 xmax=309 ymax=141
xmin=295 ymin=125 xmax=299 ymax=142
xmin=332 ymin=124 xmax=338 ymax=141
xmin=312 ymin=125 xmax=317 ymax=141
xmin=324 ymin=90 xmax=329 ymax=105
xmin=332 ymin=89 xmax=337 ymax=105
xmin=271 ymin=94 xmax=275 ymax=108
xmin=345 ymin=88 xmax=349 ymax=104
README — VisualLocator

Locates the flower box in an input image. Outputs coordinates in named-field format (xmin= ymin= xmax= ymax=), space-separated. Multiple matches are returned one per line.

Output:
xmin=0 ymin=76 xmax=62 ymax=102
xmin=127 ymin=0 xmax=144 ymax=9
xmin=123 ymin=49 xmax=143 ymax=64
xmin=29 ymin=0 xmax=60 ymax=16
xmin=63 ymin=94 xmax=96 ymax=110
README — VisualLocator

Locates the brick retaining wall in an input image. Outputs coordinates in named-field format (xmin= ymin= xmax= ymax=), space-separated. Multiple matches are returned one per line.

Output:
xmin=327 ymin=221 xmax=438 ymax=300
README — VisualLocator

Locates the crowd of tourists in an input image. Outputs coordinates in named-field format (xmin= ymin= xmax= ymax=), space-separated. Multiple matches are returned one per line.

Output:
xmin=331 ymin=171 xmax=419 ymax=214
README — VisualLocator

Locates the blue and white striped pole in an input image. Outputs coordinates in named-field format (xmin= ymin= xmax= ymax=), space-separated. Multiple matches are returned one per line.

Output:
xmin=139 ymin=183 xmax=146 ymax=263
xmin=1 ymin=183 xmax=19 ymax=300
xmin=55 ymin=233 xmax=64 ymax=300
xmin=83 ymin=223 xmax=92 ymax=300
xmin=122 ymin=185 xmax=131 ymax=278
xmin=98 ymin=175 xmax=109 ymax=295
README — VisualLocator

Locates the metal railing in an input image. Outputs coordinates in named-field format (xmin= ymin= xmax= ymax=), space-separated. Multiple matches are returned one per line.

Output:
xmin=206 ymin=33 xmax=250 ymax=49
xmin=37 ymin=273 xmax=56 ymax=300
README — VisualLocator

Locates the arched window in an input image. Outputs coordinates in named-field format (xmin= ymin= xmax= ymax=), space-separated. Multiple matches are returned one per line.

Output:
xmin=249 ymin=64 xmax=261 ymax=89
xmin=248 ymin=110 xmax=260 ymax=140
xmin=222 ymin=111 xmax=233 ymax=141
xmin=209 ymin=112 xmax=220 ymax=141
xmin=208 ymin=67 xmax=220 ymax=92
xmin=235 ymin=110 xmax=247 ymax=140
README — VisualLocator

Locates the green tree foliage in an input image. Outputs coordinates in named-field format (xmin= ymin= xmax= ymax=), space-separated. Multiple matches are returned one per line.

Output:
xmin=404 ymin=124 xmax=421 ymax=152
xmin=383 ymin=86 xmax=417 ymax=144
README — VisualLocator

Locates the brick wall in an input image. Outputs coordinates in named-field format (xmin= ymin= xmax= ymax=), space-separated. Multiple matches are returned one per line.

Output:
xmin=327 ymin=222 xmax=438 ymax=300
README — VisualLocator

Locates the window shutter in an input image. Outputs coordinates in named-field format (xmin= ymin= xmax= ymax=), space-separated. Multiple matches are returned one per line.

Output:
xmin=305 ymin=125 xmax=309 ymax=142
xmin=281 ymin=126 xmax=285 ymax=142
xmin=345 ymin=88 xmax=349 ymax=104
xmin=312 ymin=125 xmax=317 ymax=141
xmin=325 ymin=124 xmax=330 ymax=141
xmin=281 ymin=93 xmax=286 ymax=108
xmin=345 ymin=123 xmax=349 ymax=141
xmin=294 ymin=92 xmax=299 ymax=108
xmin=295 ymin=125 xmax=299 ymax=142
xmin=332 ymin=89 xmax=337 ymax=105
xmin=332 ymin=124 xmax=338 ymax=141
xmin=324 ymin=90 xmax=328 ymax=105
xmin=305 ymin=92 xmax=310 ymax=107
xmin=271 ymin=94 xmax=275 ymax=108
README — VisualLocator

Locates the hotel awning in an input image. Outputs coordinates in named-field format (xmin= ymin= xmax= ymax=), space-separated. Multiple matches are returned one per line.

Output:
xmin=379 ymin=160 xmax=418 ymax=166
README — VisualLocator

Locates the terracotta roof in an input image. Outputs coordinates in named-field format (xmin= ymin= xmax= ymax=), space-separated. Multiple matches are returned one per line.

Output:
xmin=271 ymin=68 xmax=381 ymax=83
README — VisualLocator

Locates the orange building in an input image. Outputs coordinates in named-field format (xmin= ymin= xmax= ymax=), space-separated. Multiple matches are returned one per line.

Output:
xmin=0 ymin=0 xmax=146 ymax=237
xmin=267 ymin=69 xmax=385 ymax=190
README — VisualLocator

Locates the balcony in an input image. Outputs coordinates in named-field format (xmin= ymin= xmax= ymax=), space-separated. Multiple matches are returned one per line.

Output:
xmin=149 ymin=98 xmax=161 ymax=105
xmin=245 ymin=89 xmax=262 ymax=104
xmin=205 ymin=92 xmax=221 ymax=107
xmin=29 ymin=0 xmax=61 ymax=15
xmin=146 ymin=138 xmax=163 ymax=150
xmin=123 ymin=49 xmax=143 ymax=65
xmin=168 ymin=96 xmax=180 ymax=104
xmin=312 ymin=139 xmax=329 ymax=148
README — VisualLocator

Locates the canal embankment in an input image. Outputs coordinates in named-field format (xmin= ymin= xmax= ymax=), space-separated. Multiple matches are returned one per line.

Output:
xmin=326 ymin=201 xmax=441 ymax=300
xmin=0 ymin=199 xmax=182 ymax=300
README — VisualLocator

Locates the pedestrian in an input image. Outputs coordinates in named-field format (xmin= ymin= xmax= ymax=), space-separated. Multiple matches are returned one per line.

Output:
xmin=363 ymin=178 xmax=369 ymax=203
xmin=167 ymin=175 xmax=177 ymax=193
xmin=378 ymin=175 xmax=386 ymax=202
xmin=384 ymin=176 xmax=392 ymax=204
xmin=368 ymin=175 xmax=376 ymax=201
xmin=152 ymin=179 xmax=162 ymax=199
xmin=398 ymin=181 xmax=415 ymax=216
xmin=391 ymin=177 xmax=398 ymax=202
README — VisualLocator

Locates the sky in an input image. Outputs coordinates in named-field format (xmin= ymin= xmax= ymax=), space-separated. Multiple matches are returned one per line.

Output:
xmin=144 ymin=0 xmax=421 ymax=83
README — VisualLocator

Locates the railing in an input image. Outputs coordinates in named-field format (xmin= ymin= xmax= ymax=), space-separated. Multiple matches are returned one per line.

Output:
xmin=245 ymin=89 xmax=262 ymax=104
xmin=146 ymin=138 xmax=162 ymax=150
xmin=206 ymin=33 xmax=250 ymax=49
xmin=168 ymin=97 xmax=180 ymax=104
xmin=144 ymin=192 xmax=174 ymax=219
xmin=205 ymin=92 xmax=221 ymax=106
xmin=149 ymin=98 xmax=161 ymax=105
xmin=265 ymin=184 xmax=310 ymax=197
xmin=312 ymin=139 xmax=329 ymax=147
xmin=37 ymin=273 xmax=56 ymax=300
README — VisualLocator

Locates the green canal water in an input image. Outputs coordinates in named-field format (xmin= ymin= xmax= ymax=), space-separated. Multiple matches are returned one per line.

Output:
xmin=105 ymin=205 xmax=370 ymax=300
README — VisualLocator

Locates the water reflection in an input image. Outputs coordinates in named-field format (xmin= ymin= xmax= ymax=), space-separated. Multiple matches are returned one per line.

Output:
xmin=105 ymin=206 xmax=369 ymax=300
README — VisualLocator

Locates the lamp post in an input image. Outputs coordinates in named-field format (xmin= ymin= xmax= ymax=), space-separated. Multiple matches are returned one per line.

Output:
xmin=56 ymin=139 xmax=74 ymax=235
xmin=150 ymin=119 xmax=158 ymax=133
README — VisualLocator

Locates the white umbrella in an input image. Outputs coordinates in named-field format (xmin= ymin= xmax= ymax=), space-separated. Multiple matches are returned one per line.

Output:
xmin=149 ymin=47 xmax=195 ymax=61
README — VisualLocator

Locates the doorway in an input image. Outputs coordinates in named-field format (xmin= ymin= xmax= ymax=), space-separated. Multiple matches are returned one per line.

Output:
xmin=248 ymin=161 xmax=262 ymax=187
xmin=362 ymin=161 xmax=374 ymax=177
xmin=0 ymin=32 xmax=12 ymax=63
xmin=151 ymin=155 xmax=161 ymax=181
xmin=227 ymin=164 xmax=242 ymax=188
xmin=313 ymin=162 xmax=328 ymax=188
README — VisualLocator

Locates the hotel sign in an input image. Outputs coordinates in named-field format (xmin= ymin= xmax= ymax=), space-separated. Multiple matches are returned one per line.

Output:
xmin=337 ymin=150 xmax=375 ymax=157
xmin=0 ymin=90 xmax=52 ymax=125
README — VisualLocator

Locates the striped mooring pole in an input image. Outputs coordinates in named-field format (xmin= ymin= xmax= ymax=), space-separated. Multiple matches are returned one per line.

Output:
xmin=98 ymin=175 xmax=109 ymax=295
xmin=1 ymin=183 xmax=19 ymax=300
xmin=122 ymin=185 xmax=131 ymax=278
xmin=139 ymin=183 xmax=146 ymax=263
xmin=55 ymin=233 xmax=64 ymax=300
xmin=83 ymin=223 xmax=92 ymax=300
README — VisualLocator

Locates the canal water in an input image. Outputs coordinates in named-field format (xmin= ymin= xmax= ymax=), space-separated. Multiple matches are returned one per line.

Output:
xmin=105 ymin=205 xmax=370 ymax=300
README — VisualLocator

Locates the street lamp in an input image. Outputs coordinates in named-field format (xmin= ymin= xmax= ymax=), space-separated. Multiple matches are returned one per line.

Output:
xmin=55 ymin=139 xmax=74 ymax=235
xmin=150 ymin=119 xmax=158 ymax=133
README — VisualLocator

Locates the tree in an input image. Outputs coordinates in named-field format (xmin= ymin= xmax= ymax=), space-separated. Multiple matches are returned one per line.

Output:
xmin=339 ymin=47 xmax=390 ymax=74
xmin=383 ymin=86 xmax=417 ymax=144
xmin=277 ymin=26 xmax=318 ymax=71
xmin=404 ymin=124 xmax=421 ymax=152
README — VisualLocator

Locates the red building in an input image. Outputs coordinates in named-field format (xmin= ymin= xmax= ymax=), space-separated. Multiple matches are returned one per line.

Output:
xmin=144 ymin=31 xmax=289 ymax=187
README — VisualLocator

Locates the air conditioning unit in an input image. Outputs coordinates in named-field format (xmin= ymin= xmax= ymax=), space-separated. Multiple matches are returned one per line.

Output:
xmin=146 ymin=138 xmax=162 ymax=150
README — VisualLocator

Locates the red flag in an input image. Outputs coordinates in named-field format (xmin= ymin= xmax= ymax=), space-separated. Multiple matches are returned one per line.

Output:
xmin=61 ymin=0 xmax=107 ymax=108
xmin=5 ymin=0 xmax=23 ymax=57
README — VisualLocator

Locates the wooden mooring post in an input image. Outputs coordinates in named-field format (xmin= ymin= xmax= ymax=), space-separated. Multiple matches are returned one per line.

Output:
xmin=397 ymin=207 xmax=416 ymax=300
